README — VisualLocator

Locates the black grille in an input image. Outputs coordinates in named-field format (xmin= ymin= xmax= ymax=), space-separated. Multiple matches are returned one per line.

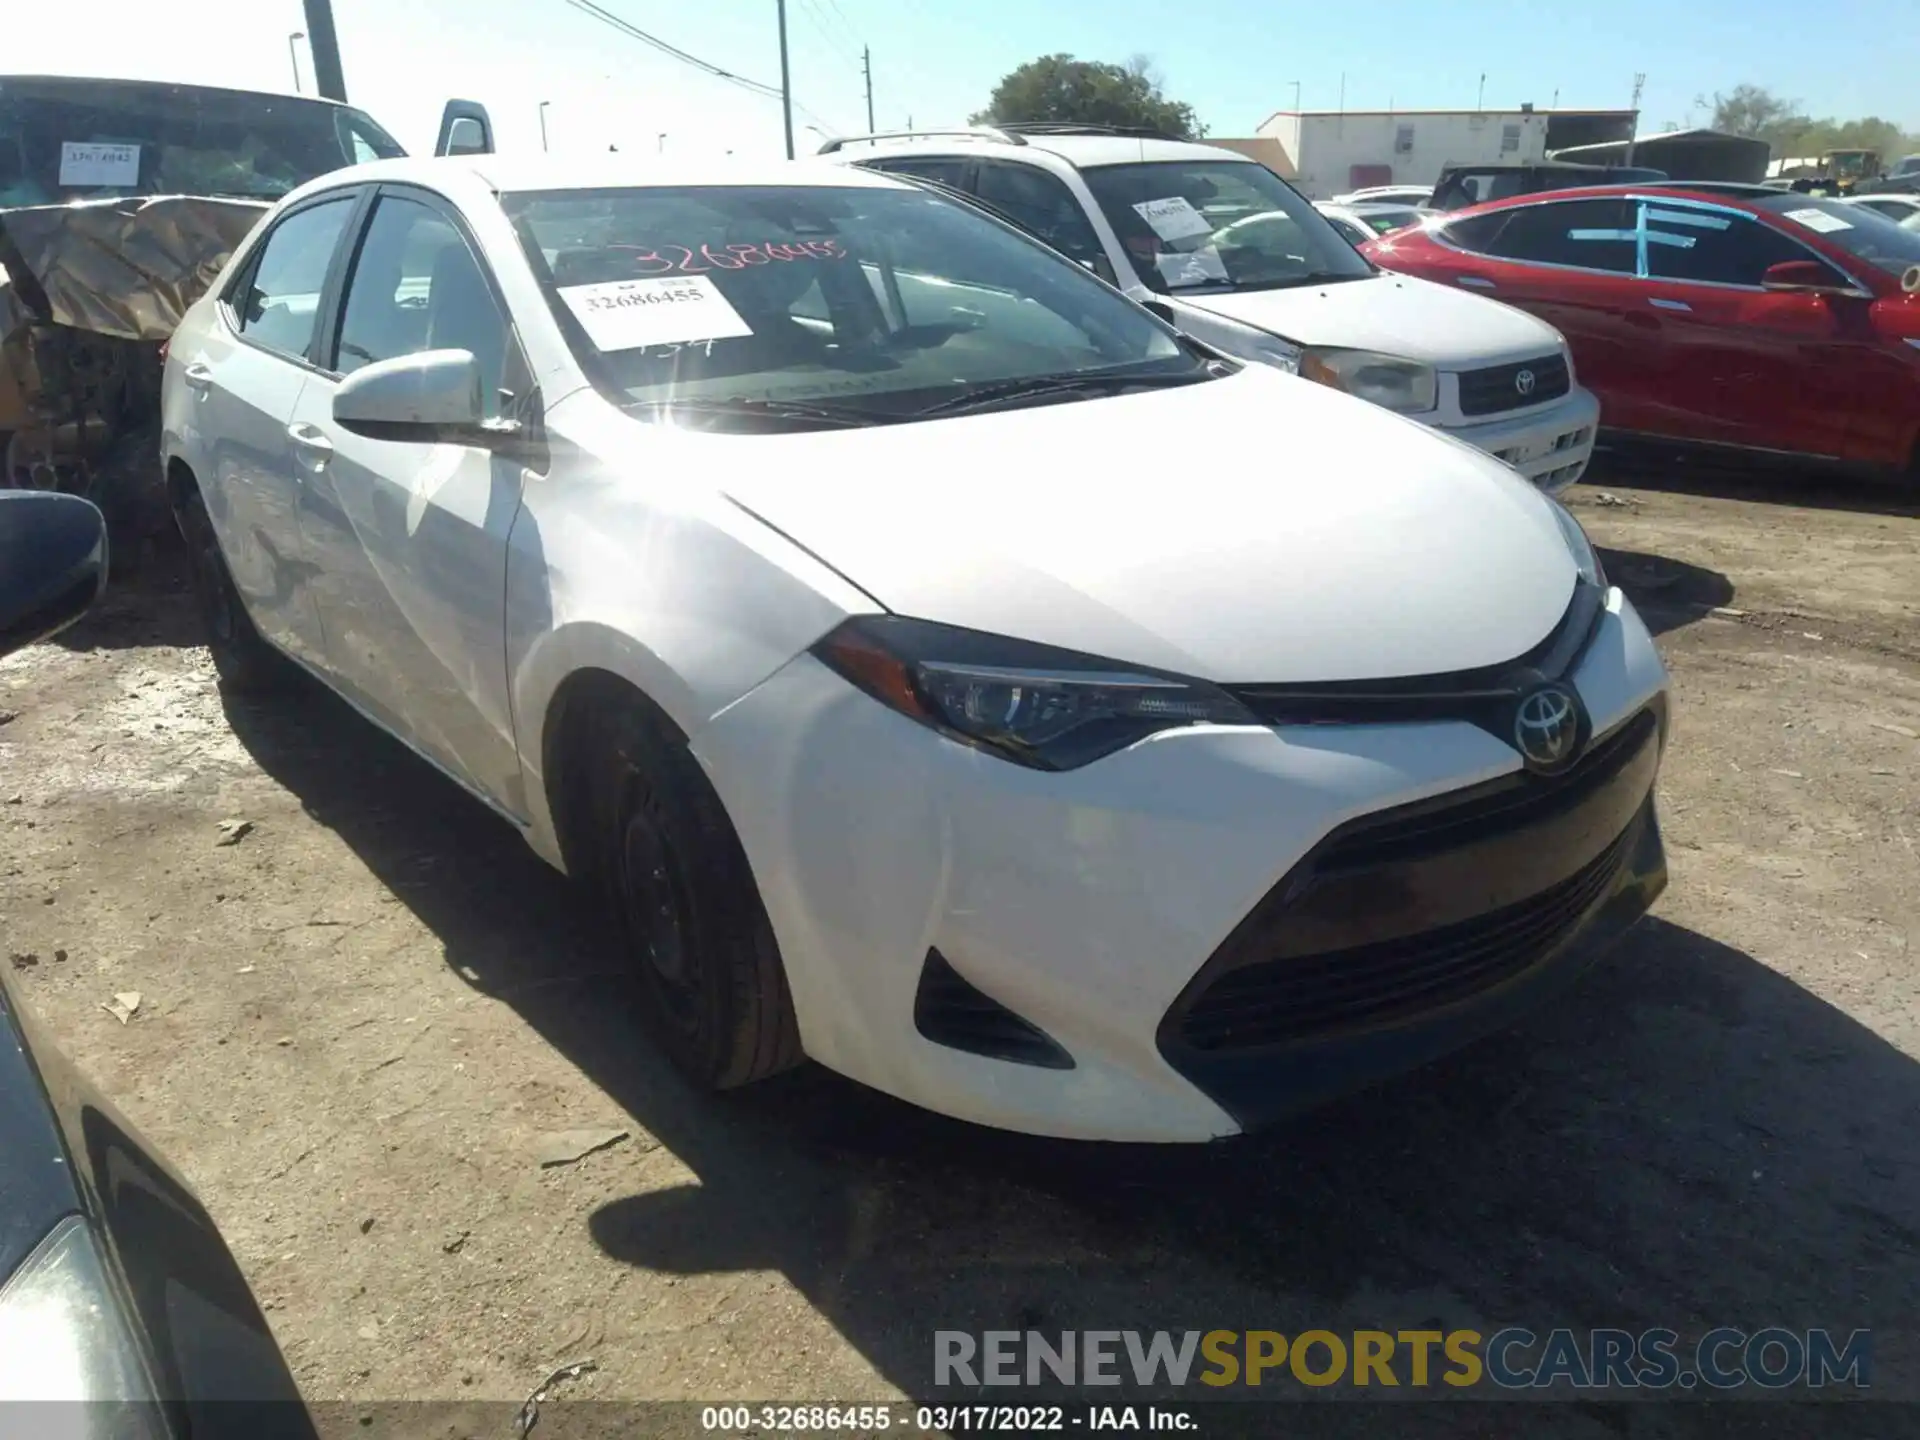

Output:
xmin=1318 ymin=710 xmax=1658 ymax=871
xmin=1180 ymin=826 xmax=1631 ymax=1051
xmin=1458 ymin=353 xmax=1570 ymax=417
xmin=914 ymin=949 xmax=1074 ymax=1069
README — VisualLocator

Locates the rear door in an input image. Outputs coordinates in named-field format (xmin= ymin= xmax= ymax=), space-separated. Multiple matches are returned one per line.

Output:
xmin=186 ymin=191 xmax=361 ymax=667
xmin=1637 ymin=200 xmax=1862 ymax=456
xmin=1439 ymin=198 xmax=1663 ymax=429
xmin=287 ymin=186 xmax=532 ymax=812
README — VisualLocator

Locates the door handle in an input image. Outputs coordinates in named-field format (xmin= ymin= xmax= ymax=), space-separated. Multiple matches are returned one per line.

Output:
xmin=1648 ymin=297 xmax=1692 ymax=313
xmin=182 ymin=362 xmax=214 ymax=390
xmin=286 ymin=422 xmax=334 ymax=470
xmin=1456 ymin=275 xmax=1497 ymax=290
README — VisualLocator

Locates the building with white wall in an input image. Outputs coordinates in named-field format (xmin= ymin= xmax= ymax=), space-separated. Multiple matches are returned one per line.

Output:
xmin=1245 ymin=107 xmax=1637 ymax=198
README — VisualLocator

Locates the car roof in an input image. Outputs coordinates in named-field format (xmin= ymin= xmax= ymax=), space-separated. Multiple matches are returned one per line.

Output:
xmin=1440 ymin=181 xmax=1782 ymax=215
xmin=820 ymin=127 xmax=1256 ymax=171
xmin=280 ymin=153 xmax=909 ymax=203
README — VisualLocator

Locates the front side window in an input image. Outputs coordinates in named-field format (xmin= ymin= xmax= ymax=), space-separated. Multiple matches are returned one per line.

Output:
xmin=1753 ymin=195 xmax=1920 ymax=279
xmin=335 ymin=194 xmax=514 ymax=416
xmin=862 ymin=156 xmax=968 ymax=188
xmin=234 ymin=196 xmax=356 ymax=360
xmin=970 ymin=160 xmax=1106 ymax=271
xmin=1641 ymin=207 xmax=1840 ymax=287
xmin=1079 ymin=160 xmax=1371 ymax=294
xmin=503 ymin=182 xmax=1200 ymax=429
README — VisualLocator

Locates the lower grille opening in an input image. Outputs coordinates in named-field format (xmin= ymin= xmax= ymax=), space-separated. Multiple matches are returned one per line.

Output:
xmin=1180 ymin=826 xmax=1632 ymax=1051
xmin=914 ymin=949 xmax=1075 ymax=1070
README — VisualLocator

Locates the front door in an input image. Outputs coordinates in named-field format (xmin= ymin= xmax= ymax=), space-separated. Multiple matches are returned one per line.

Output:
xmin=1636 ymin=202 xmax=1861 ymax=458
xmin=188 ymin=194 xmax=360 ymax=667
xmin=288 ymin=187 xmax=533 ymax=815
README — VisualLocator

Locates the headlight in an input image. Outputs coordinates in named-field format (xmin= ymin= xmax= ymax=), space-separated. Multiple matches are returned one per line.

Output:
xmin=812 ymin=617 xmax=1257 ymax=770
xmin=1549 ymin=499 xmax=1608 ymax=589
xmin=1298 ymin=347 xmax=1438 ymax=413
xmin=0 ymin=1216 xmax=165 ymax=1430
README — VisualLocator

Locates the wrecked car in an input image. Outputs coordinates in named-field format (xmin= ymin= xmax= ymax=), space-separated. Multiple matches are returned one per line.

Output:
xmin=0 ymin=75 xmax=491 ymax=565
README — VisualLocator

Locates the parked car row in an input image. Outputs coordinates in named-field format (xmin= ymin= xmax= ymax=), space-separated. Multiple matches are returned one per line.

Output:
xmin=819 ymin=124 xmax=1599 ymax=492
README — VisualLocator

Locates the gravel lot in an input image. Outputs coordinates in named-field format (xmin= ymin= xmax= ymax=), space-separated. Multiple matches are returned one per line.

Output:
xmin=2 ymin=456 xmax=1916 ymax=1438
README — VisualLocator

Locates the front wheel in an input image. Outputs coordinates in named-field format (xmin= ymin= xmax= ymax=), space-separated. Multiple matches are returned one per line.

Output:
xmin=578 ymin=699 xmax=802 ymax=1089
xmin=173 ymin=484 xmax=289 ymax=693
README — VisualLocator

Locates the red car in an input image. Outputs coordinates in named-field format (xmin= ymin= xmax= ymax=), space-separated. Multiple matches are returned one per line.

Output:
xmin=1362 ymin=184 xmax=1920 ymax=475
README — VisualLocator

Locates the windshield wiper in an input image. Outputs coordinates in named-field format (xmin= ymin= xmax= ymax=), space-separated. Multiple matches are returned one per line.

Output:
xmin=911 ymin=370 xmax=1209 ymax=420
xmin=622 ymin=396 xmax=885 ymax=430
xmin=1228 ymin=271 xmax=1373 ymax=293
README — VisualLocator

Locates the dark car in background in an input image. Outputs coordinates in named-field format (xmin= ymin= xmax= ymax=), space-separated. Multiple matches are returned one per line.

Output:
xmin=0 ymin=76 xmax=492 ymax=569
xmin=1429 ymin=160 xmax=1669 ymax=212
xmin=1364 ymin=183 xmax=1920 ymax=476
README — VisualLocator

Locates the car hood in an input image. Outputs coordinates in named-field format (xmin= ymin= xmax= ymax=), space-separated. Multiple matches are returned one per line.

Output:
xmin=1172 ymin=271 xmax=1562 ymax=368
xmin=717 ymin=367 xmax=1578 ymax=683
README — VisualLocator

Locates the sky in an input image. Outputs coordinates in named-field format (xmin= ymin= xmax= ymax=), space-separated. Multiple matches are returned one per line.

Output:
xmin=9 ymin=0 xmax=1918 ymax=162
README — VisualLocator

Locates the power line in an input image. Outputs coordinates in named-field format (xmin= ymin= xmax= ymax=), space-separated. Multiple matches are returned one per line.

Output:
xmin=559 ymin=0 xmax=782 ymax=101
xmin=794 ymin=0 xmax=863 ymax=71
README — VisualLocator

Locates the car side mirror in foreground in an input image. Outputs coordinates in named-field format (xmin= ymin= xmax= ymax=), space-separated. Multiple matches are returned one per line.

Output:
xmin=0 ymin=491 xmax=108 ymax=660
xmin=333 ymin=350 xmax=503 ymax=444
xmin=1761 ymin=259 xmax=1855 ymax=295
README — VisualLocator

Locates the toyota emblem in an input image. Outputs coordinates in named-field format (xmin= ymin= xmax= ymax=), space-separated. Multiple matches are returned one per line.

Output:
xmin=1513 ymin=684 xmax=1583 ymax=772
xmin=1514 ymin=368 xmax=1537 ymax=398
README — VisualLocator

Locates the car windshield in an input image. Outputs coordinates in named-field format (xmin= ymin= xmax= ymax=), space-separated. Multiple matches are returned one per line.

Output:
xmin=1754 ymin=194 xmax=1920 ymax=277
xmin=1078 ymin=159 xmax=1374 ymax=294
xmin=0 ymin=78 xmax=404 ymax=205
xmin=503 ymin=182 xmax=1205 ymax=429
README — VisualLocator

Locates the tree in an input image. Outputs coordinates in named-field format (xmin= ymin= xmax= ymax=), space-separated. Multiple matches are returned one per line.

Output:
xmin=971 ymin=54 xmax=1204 ymax=139
xmin=1708 ymin=83 xmax=1918 ymax=163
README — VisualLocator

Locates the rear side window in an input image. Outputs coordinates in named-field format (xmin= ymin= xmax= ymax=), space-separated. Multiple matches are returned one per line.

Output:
xmin=863 ymin=156 xmax=969 ymax=188
xmin=233 ymin=196 xmax=356 ymax=360
xmin=1642 ymin=209 xmax=1838 ymax=287
xmin=1469 ymin=199 xmax=1640 ymax=273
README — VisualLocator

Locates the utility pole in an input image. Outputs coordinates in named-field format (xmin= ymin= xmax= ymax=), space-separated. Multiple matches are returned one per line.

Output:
xmin=1624 ymin=72 xmax=1646 ymax=165
xmin=1289 ymin=79 xmax=1301 ymax=112
xmin=538 ymin=101 xmax=551 ymax=152
xmin=863 ymin=46 xmax=875 ymax=133
xmin=776 ymin=0 xmax=795 ymax=160
xmin=301 ymin=0 xmax=348 ymax=102
xmin=1477 ymin=73 xmax=1486 ymax=111
xmin=288 ymin=32 xmax=305 ymax=94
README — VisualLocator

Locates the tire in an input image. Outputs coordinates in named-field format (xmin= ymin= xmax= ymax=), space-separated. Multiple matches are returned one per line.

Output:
xmin=573 ymin=696 xmax=802 ymax=1089
xmin=172 ymin=483 xmax=289 ymax=693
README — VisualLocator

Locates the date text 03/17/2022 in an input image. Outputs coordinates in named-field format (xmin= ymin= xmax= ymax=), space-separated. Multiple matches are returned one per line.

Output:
xmin=700 ymin=1404 xmax=1196 ymax=1432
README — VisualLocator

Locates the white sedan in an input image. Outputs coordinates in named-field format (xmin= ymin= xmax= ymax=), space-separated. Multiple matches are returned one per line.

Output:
xmin=161 ymin=155 xmax=1670 ymax=1142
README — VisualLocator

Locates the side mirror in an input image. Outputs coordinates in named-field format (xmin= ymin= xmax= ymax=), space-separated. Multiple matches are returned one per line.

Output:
xmin=333 ymin=350 xmax=488 ymax=443
xmin=434 ymin=100 xmax=495 ymax=157
xmin=1761 ymin=259 xmax=1855 ymax=294
xmin=1139 ymin=298 xmax=1176 ymax=323
xmin=0 ymin=492 xmax=108 ymax=659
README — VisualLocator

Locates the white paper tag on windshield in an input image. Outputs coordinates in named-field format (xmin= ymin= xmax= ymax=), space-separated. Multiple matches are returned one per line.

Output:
xmin=59 ymin=141 xmax=140 ymax=187
xmin=1132 ymin=195 xmax=1213 ymax=242
xmin=1155 ymin=246 xmax=1229 ymax=287
xmin=1784 ymin=207 xmax=1852 ymax=233
xmin=557 ymin=275 xmax=754 ymax=352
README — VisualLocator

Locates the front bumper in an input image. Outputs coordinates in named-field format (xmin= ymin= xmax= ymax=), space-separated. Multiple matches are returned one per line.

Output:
xmin=694 ymin=589 xmax=1669 ymax=1142
xmin=1435 ymin=386 xmax=1600 ymax=494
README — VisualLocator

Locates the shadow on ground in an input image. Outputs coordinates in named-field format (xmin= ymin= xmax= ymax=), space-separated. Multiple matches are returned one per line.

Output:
xmin=1588 ymin=446 xmax=1920 ymax=520
xmin=50 ymin=545 xmax=206 ymax=653
xmin=221 ymin=669 xmax=1918 ymax=1438
xmin=1595 ymin=546 xmax=1736 ymax=638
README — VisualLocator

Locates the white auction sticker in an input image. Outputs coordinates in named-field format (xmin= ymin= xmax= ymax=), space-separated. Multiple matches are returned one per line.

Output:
xmin=1132 ymin=195 xmax=1213 ymax=242
xmin=1783 ymin=207 xmax=1853 ymax=234
xmin=557 ymin=275 xmax=754 ymax=352
xmin=1155 ymin=246 xmax=1229 ymax=287
xmin=60 ymin=141 xmax=140 ymax=188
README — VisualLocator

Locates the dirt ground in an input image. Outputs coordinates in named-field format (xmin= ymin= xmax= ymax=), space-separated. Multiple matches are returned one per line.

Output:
xmin=1 ymin=453 xmax=1916 ymax=1438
